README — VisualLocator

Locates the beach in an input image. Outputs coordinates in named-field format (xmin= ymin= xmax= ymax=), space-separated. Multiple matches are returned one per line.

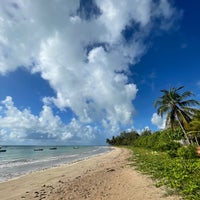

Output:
xmin=0 ymin=146 xmax=110 ymax=183
xmin=0 ymin=147 xmax=181 ymax=200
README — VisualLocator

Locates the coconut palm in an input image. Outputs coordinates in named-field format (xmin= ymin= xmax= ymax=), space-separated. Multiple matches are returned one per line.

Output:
xmin=154 ymin=86 xmax=200 ymax=144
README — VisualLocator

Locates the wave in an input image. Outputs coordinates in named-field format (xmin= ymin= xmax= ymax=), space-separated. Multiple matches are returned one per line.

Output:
xmin=0 ymin=154 xmax=78 ymax=169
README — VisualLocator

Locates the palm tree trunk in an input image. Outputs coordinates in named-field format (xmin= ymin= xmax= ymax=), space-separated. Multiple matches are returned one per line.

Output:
xmin=177 ymin=117 xmax=190 ymax=145
xmin=195 ymin=136 xmax=199 ymax=145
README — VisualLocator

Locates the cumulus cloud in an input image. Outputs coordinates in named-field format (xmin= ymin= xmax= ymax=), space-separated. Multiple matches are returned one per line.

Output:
xmin=0 ymin=96 xmax=95 ymax=144
xmin=151 ymin=113 xmax=166 ymax=129
xmin=0 ymin=0 xmax=177 ymax=143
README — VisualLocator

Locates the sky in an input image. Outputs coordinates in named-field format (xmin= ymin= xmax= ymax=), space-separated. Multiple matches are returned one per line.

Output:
xmin=0 ymin=0 xmax=200 ymax=145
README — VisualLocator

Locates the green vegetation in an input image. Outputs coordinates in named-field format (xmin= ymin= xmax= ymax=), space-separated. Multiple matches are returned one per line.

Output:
xmin=106 ymin=130 xmax=139 ymax=145
xmin=133 ymin=129 xmax=198 ymax=159
xmin=106 ymin=86 xmax=200 ymax=199
xmin=187 ymin=110 xmax=200 ymax=145
xmin=154 ymin=86 xmax=200 ymax=144
xmin=129 ymin=147 xmax=200 ymax=199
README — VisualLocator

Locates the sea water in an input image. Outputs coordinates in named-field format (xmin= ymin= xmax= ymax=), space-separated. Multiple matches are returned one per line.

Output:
xmin=0 ymin=145 xmax=111 ymax=183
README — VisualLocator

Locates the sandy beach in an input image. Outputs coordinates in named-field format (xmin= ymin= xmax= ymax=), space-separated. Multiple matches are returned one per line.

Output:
xmin=0 ymin=147 xmax=181 ymax=200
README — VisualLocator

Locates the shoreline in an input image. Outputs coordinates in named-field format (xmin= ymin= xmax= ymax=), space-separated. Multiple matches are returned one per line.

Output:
xmin=0 ymin=146 xmax=112 ymax=184
xmin=0 ymin=147 xmax=181 ymax=200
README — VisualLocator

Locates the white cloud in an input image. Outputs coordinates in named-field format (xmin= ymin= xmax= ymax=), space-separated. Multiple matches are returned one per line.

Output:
xmin=151 ymin=113 xmax=166 ymax=129
xmin=0 ymin=0 xmax=177 ymax=143
xmin=0 ymin=96 xmax=95 ymax=144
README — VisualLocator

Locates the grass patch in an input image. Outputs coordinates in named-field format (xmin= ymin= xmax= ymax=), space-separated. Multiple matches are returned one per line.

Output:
xmin=128 ymin=147 xmax=200 ymax=200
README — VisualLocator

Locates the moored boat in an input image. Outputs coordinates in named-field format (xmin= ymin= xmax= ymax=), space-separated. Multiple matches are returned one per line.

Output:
xmin=34 ymin=148 xmax=43 ymax=151
xmin=49 ymin=147 xmax=57 ymax=150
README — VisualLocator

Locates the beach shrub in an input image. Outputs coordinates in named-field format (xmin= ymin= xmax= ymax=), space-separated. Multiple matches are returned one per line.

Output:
xmin=156 ymin=141 xmax=181 ymax=152
xmin=134 ymin=129 xmax=183 ymax=154
xmin=177 ymin=144 xmax=198 ymax=159
xmin=133 ymin=131 xmax=161 ymax=150
xmin=167 ymin=149 xmax=178 ymax=158
xmin=129 ymin=147 xmax=200 ymax=199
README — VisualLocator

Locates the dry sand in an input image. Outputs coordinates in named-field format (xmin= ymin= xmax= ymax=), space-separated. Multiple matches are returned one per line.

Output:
xmin=0 ymin=147 xmax=181 ymax=200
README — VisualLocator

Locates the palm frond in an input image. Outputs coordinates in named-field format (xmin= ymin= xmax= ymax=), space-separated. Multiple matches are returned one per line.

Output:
xmin=177 ymin=108 xmax=192 ymax=124
xmin=176 ymin=86 xmax=184 ymax=91
xmin=154 ymin=99 xmax=162 ymax=108
xmin=157 ymin=106 xmax=169 ymax=117
xmin=181 ymin=91 xmax=193 ymax=99
xmin=179 ymin=99 xmax=200 ymax=107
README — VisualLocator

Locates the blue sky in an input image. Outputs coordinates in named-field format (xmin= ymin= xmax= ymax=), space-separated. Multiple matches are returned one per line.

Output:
xmin=0 ymin=0 xmax=200 ymax=145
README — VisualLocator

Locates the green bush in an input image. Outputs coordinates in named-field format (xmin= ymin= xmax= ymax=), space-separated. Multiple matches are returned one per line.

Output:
xmin=167 ymin=149 xmax=178 ymax=158
xmin=156 ymin=141 xmax=182 ymax=152
xmin=134 ymin=129 xmax=183 ymax=153
xmin=177 ymin=144 xmax=198 ymax=159
xmin=129 ymin=147 xmax=200 ymax=199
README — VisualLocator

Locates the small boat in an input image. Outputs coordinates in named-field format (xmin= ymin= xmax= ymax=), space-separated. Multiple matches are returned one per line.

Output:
xmin=73 ymin=146 xmax=79 ymax=149
xmin=49 ymin=147 xmax=57 ymax=150
xmin=34 ymin=148 xmax=44 ymax=151
xmin=0 ymin=149 xmax=6 ymax=152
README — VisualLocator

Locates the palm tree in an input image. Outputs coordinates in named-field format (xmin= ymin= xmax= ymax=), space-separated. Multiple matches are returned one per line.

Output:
xmin=154 ymin=86 xmax=200 ymax=145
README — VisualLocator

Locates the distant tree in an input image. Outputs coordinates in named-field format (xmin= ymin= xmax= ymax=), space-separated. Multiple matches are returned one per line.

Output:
xmin=106 ymin=138 xmax=111 ymax=145
xmin=141 ymin=128 xmax=152 ymax=136
xmin=154 ymin=86 xmax=200 ymax=144
xmin=106 ymin=130 xmax=139 ymax=146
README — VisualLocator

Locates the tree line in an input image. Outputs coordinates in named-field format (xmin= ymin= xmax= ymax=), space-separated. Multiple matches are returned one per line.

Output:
xmin=106 ymin=86 xmax=200 ymax=146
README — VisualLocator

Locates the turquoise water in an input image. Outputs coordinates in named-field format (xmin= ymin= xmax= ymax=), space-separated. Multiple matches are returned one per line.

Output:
xmin=0 ymin=146 xmax=111 ymax=182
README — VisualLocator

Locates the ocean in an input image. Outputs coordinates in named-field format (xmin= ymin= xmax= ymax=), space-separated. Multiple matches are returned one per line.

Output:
xmin=0 ymin=145 xmax=111 ymax=183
